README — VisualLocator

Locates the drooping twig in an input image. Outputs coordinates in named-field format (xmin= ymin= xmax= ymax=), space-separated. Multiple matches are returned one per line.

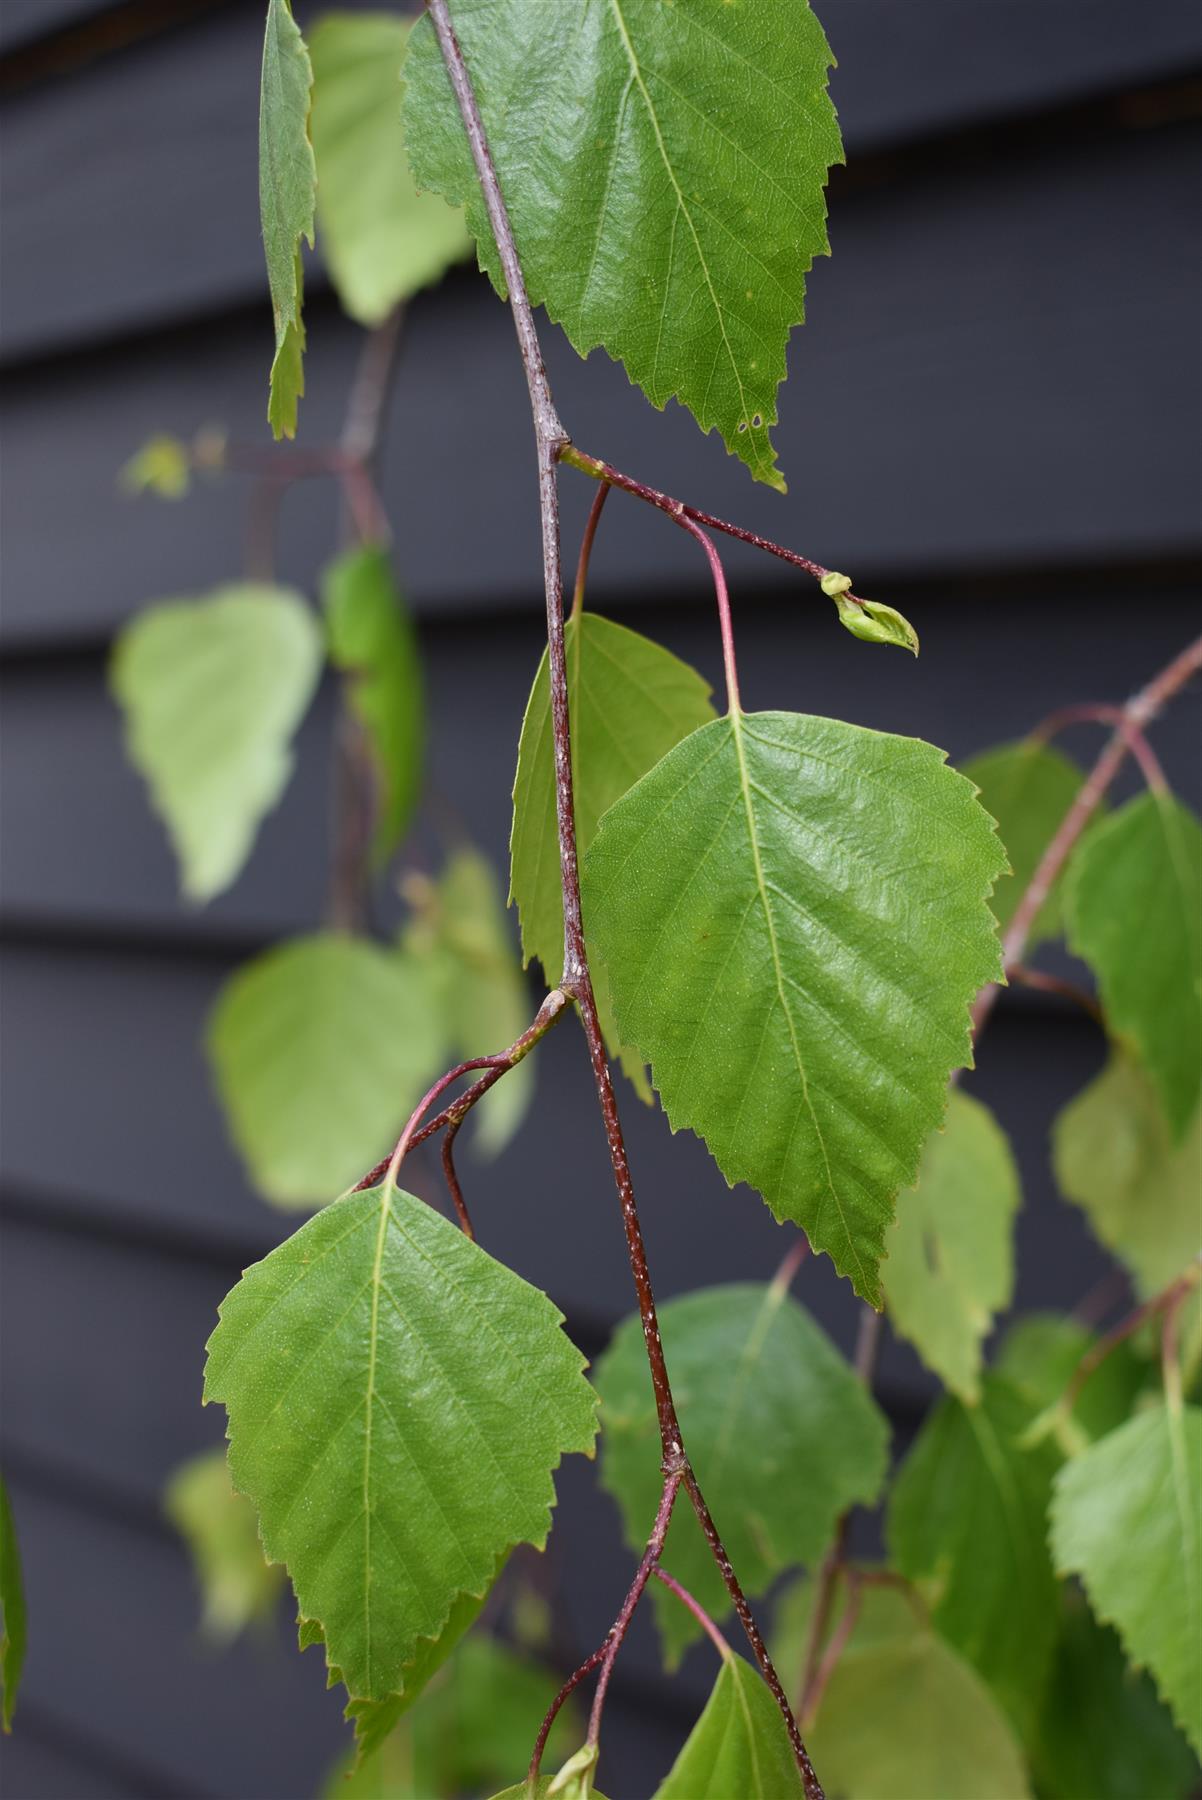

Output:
xmin=586 ymin=1472 xmax=684 ymax=1751
xmin=651 ymin=1566 xmax=734 ymax=1660
xmin=972 ymin=633 xmax=1202 ymax=1038
xmin=424 ymin=8 xmax=821 ymax=1789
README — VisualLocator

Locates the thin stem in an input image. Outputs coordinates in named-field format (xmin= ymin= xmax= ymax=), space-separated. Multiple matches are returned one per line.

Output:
xmin=972 ymin=633 xmax=1202 ymax=1038
xmin=1162 ymin=1287 xmax=1188 ymax=1414
xmin=528 ymin=1644 xmax=608 ymax=1784
xmin=586 ymin=1471 xmax=684 ymax=1752
xmin=356 ymin=989 xmax=569 ymax=1193
xmin=1008 ymin=964 xmax=1103 ymax=1022
xmin=440 ymin=1119 xmax=474 ymax=1239
xmin=802 ymin=1572 xmax=862 ymax=1730
xmin=1059 ymin=1257 xmax=1200 ymax=1419
xmin=769 ymin=1235 xmax=810 ymax=1299
xmin=651 ymin=1567 xmax=733 ymax=1661
xmin=571 ymin=481 xmax=611 ymax=620
xmin=560 ymin=445 xmax=870 ymax=612
xmin=427 ymin=11 xmax=819 ymax=1790
xmin=672 ymin=510 xmax=741 ymax=713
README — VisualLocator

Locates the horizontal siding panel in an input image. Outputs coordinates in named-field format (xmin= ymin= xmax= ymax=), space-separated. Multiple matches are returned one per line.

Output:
xmin=3 ymin=122 xmax=1200 ymax=650
xmin=1 ymin=586 xmax=1198 ymax=939
xmin=2 ymin=1 xmax=1199 ymax=357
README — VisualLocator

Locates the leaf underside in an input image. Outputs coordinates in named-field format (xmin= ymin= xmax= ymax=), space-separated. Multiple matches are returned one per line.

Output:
xmin=1050 ymin=1404 xmax=1202 ymax=1758
xmin=884 ymin=1090 xmax=1021 ymax=1402
xmin=309 ymin=11 xmax=470 ymax=326
xmin=597 ymin=1283 xmax=888 ymax=1664
xmin=204 ymin=1184 xmax=597 ymax=1707
xmin=404 ymin=0 xmax=843 ymax=488
xmin=510 ymin=612 xmax=715 ymax=1096
xmin=585 ymin=711 xmax=1005 ymax=1303
xmin=110 ymin=585 xmax=322 ymax=902
xmin=206 ymin=933 xmax=446 ymax=1207
xmin=1065 ymin=791 xmax=1202 ymax=1139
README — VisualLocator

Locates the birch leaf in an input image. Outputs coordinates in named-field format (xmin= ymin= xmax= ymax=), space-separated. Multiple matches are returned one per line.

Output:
xmin=653 ymin=1656 xmax=803 ymax=1799
xmin=260 ymin=0 xmax=315 ymax=436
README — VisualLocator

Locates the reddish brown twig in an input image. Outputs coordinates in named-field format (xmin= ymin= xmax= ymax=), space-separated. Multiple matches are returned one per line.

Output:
xmin=651 ymin=1567 xmax=733 ymax=1660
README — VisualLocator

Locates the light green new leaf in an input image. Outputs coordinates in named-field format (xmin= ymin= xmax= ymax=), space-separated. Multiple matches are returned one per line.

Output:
xmin=511 ymin=612 xmax=715 ymax=1098
xmin=997 ymin=1312 xmax=1147 ymax=1449
xmin=111 ymin=585 xmax=323 ymax=902
xmin=120 ymin=433 xmax=192 ymax=499
xmin=492 ymin=1786 xmax=611 ymax=1800
xmin=884 ymin=1091 xmax=1021 ymax=1402
xmin=260 ymin=0 xmax=315 ymax=436
xmin=1030 ymin=1588 xmax=1200 ymax=1800
xmin=585 ymin=712 xmax=1005 ymax=1302
xmin=597 ymin=1284 xmax=888 ymax=1665
xmin=832 ymin=593 xmax=919 ymax=656
xmin=165 ymin=1447 xmax=285 ymax=1642
xmin=960 ymin=738 xmax=1092 ymax=945
xmin=653 ymin=1655 xmax=802 ymax=1799
xmin=207 ymin=934 xmax=446 ymax=1207
xmin=1051 ymin=1403 xmax=1202 ymax=1757
xmin=887 ymin=1374 xmax=1060 ymax=1733
xmin=0 ymin=1476 xmax=26 ymax=1733
xmin=309 ymin=12 xmax=470 ymax=325
xmin=323 ymin=545 xmax=423 ymax=863
xmin=403 ymin=849 xmax=533 ymax=1155
xmin=1065 ymin=791 xmax=1202 ymax=1137
xmin=204 ymin=1184 xmax=597 ymax=1706
xmin=1054 ymin=1052 xmax=1202 ymax=1297
xmin=404 ymin=0 xmax=842 ymax=489
xmin=783 ymin=1584 xmax=1030 ymax=1800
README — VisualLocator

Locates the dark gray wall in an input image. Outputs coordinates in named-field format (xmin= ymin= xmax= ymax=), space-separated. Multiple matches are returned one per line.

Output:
xmin=2 ymin=3 xmax=1200 ymax=1796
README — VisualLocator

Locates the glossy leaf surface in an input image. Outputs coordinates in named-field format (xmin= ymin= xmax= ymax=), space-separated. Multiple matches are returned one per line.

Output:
xmin=404 ymin=0 xmax=842 ymax=489
xmin=207 ymin=934 xmax=445 ymax=1206
xmin=960 ymin=738 xmax=1090 ymax=944
xmin=1051 ymin=1403 xmax=1202 ymax=1756
xmin=1065 ymin=791 xmax=1202 ymax=1137
xmin=887 ymin=1374 xmax=1059 ymax=1733
xmin=205 ymin=1184 xmax=597 ymax=1705
xmin=309 ymin=12 xmax=470 ymax=325
xmin=165 ymin=1447 xmax=284 ymax=1641
xmin=511 ymin=612 xmax=714 ymax=1095
xmin=403 ymin=848 xmax=533 ymax=1155
xmin=260 ymin=0 xmax=315 ymax=435
xmin=324 ymin=545 xmax=423 ymax=862
xmin=0 ymin=1477 xmax=26 ymax=1732
xmin=884 ymin=1091 xmax=1021 ymax=1401
xmin=653 ymin=1654 xmax=803 ymax=1798
xmin=597 ymin=1283 xmax=888 ymax=1663
xmin=111 ymin=585 xmax=323 ymax=901
xmin=1053 ymin=1053 xmax=1202 ymax=1296
xmin=586 ymin=711 xmax=1005 ymax=1301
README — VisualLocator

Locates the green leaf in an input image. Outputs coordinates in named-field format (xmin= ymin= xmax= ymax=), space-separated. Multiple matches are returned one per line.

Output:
xmin=1050 ymin=1402 xmax=1202 ymax=1757
xmin=596 ymin=1284 xmax=888 ymax=1665
xmin=960 ymin=738 xmax=1092 ymax=945
xmin=111 ymin=585 xmax=323 ymax=902
xmin=309 ymin=12 xmax=470 ymax=326
xmin=1053 ymin=1052 xmax=1202 ymax=1297
xmin=339 ymin=1579 xmax=492 ymax=1763
xmin=0 ymin=1476 xmax=26 ymax=1733
xmin=832 ymin=593 xmax=919 ymax=656
xmin=1065 ymin=791 xmax=1202 ymax=1138
xmin=653 ymin=1655 xmax=803 ymax=1799
xmin=887 ymin=1374 xmax=1060 ymax=1734
xmin=207 ymin=934 xmax=446 ymax=1207
xmin=403 ymin=849 xmax=534 ymax=1156
xmin=492 ymin=1786 xmax=611 ymax=1800
xmin=511 ymin=612 xmax=715 ymax=1098
xmin=884 ymin=1091 xmax=1021 ymax=1403
xmin=204 ymin=1184 xmax=598 ymax=1708
xmin=260 ymin=0 xmax=315 ymax=437
xmin=164 ymin=1447 xmax=285 ymax=1641
xmin=1030 ymin=1587 xmax=1200 ymax=1800
xmin=785 ymin=1584 xmax=1030 ymax=1800
xmin=120 ymin=433 xmax=191 ymax=499
xmin=404 ymin=1 xmax=842 ymax=490
xmin=585 ymin=712 xmax=1005 ymax=1303
xmin=323 ymin=545 xmax=424 ymax=863
xmin=996 ymin=1313 xmax=1148 ymax=1448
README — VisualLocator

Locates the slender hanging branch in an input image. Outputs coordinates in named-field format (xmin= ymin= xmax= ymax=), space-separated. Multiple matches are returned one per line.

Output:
xmin=423 ymin=5 xmax=821 ymax=1791
xmin=972 ymin=632 xmax=1202 ymax=1037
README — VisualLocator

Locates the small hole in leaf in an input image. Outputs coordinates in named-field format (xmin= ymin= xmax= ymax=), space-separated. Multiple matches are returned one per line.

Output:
xmin=752 ymin=413 xmax=762 ymax=429
xmin=737 ymin=421 xmax=748 ymax=433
